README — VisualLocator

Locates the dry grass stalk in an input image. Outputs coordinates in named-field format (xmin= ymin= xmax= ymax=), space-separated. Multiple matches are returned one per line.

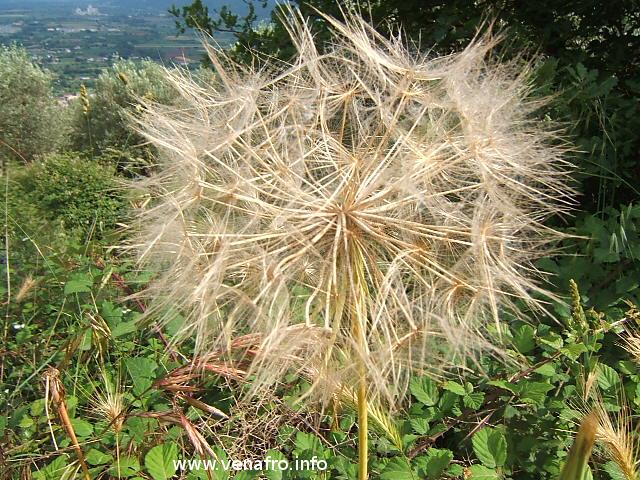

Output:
xmin=581 ymin=367 xmax=639 ymax=480
xmin=42 ymin=367 xmax=91 ymax=480
xmin=15 ymin=275 xmax=36 ymax=303
xmin=560 ymin=412 xmax=598 ymax=480
xmin=91 ymin=373 xmax=126 ymax=433
xmin=620 ymin=301 xmax=640 ymax=364
xmin=593 ymin=401 xmax=638 ymax=479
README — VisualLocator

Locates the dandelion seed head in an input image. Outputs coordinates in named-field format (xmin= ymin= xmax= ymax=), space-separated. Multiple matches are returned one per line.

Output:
xmin=129 ymin=7 xmax=575 ymax=405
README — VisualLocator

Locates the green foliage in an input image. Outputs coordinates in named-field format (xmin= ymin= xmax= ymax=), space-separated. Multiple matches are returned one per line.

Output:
xmin=171 ymin=0 xmax=639 ymax=213
xmin=145 ymin=443 xmax=178 ymax=480
xmin=69 ymin=59 xmax=178 ymax=173
xmin=0 ymin=2 xmax=638 ymax=479
xmin=472 ymin=428 xmax=507 ymax=469
xmin=0 ymin=44 xmax=62 ymax=162
xmin=1 ymin=168 xmax=639 ymax=479
xmin=541 ymin=204 xmax=640 ymax=314
xmin=16 ymin=153 xmax=126 ymax=233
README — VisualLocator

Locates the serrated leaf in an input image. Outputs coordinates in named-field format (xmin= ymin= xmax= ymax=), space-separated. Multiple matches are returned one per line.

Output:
xmin=597 ymin=364 xmax=621 ymax=390
xmin=100 ymin=300 xmax=123 ymax=327
xmin=111 ymin=320 xmax=137 ymax=338
xmin=472 ymin=428 xmax=507 ymax=468
xmin=415 ymin=448 xmax=453 ymax=479
xmin=109 ymin=456 xmax=141 ymax=477
xmin=86 ymin=448 xmax=113 ymax=466
xmin=463 ymin=392 xmax=485 ymax=410
xmin=517 ymin=381 xmax=554 ymax=405
xmin=512 ymin=324 xmax=535 ymax=354
xmin=448 ymin=464 xmax=464 ymax=476
xmin=409 ymin=417 xmax=429 ymax=435
xmin=380 ymin=457 xmax=415 ymax=480
xmin=534 ymin=363 xmax=556 ymax=377
xmin=294 ymin=431 xmax=322 ymax=455
xmin=33 ymin=455 xmax=71 ymax=479
xmin=64 ymin=275 xmax=92 ymax=294
xmin=69 ymin=418 xmax=93 ymax=438
xmin=443 ymin=381 xmax=466 ymax=396
xmin=145 ymin=443 xmax=177 ymax=480
xmin=409 ymin=377 xmax=439 ymax=406
xmin=603 ymin=461 xmax=626 ymax=480
xmin=562 ymin=343 xmax=588 ymax=360
xmin=125 ymin=357 xmax=157 ymax=396
xmin=486 ymin=380 xmax=518 ymax=394
xmin=539 ymin=331 xmax=563 ymax=350
xmin=468 ymin=465 xmax=499 ymax=479
xmin=263 ymin=450 xmax=287 ymax=480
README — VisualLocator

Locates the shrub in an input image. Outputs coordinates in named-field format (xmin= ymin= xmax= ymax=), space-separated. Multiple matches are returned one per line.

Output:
xmin=69 ymin=59 xmax=179 ymax=173
xmin=0 ymin=45 xmax=61 ymax=163
xmin=18 ymin=153 xmax=126 ymax=233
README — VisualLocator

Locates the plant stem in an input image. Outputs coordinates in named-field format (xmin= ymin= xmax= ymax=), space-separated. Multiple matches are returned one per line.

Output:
xmin=44 ymin=367 xmax=91 ymax=480
xmin=559 ymin=412 xmax=597 ymax=480
xmin=349 ymin=241 xmax=369 ymax=480
xmin=357 ymin=366 xmax=369 ymax=480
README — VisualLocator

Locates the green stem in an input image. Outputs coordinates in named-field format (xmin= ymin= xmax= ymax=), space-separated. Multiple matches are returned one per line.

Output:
xmin=357 ymin=367 xmax=368 ymax=480
xmin=349 ymin=241 xmax=369 ymax=480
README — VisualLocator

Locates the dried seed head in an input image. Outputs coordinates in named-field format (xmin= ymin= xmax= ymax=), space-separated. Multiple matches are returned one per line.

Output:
xmin=129 ymin=7 xmax=575 ymax=405
xmin=15 ymin=275 xmax=36 ymax=303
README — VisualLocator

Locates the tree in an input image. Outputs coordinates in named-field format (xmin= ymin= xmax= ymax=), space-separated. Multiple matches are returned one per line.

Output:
xmin=0 ymin=45 xmax=60 ymax=163
xmin=69 ymin=59 xmax=180 ymax=174
xmin=171 ymin=0 xmax=640 ymax=212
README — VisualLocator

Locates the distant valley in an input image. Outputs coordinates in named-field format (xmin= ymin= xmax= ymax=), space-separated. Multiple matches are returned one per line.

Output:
xmin=0 ymin=0 xmax=275 ymax=94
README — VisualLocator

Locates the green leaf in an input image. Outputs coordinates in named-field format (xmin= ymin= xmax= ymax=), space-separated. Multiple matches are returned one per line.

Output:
xmin=33 ymin=455 xmax=72 ymax=480
xmin=603 ymin=461 xmax=626 ymax=480
xmin=111 ymin=320 xmax=137 ymax=338
xmin=294 ymin=431 xmax=322 ymax=455
xmin=235 ymin=472 xmax=259 ymax=480
xmin=145 ymin=443 xmax=178 ymax=480
xmin=517 ymin=381 xmax=554 ymax=405
xmin=472 ymin=428 xmax=507 ymax=468
xmin=409 ymin=417 xmax=429 ymax=435
xmin=539 ymin=331 xmax=563 ymax=350
xmin=86 ymin=448 xmax=113 ymax=466
xmin=443 ymin=381 xmax=466 ymax=396
xmin=415 ymin=448 xmax=453 ymax=479
xmin=380 ymin=457 xmax=415 ymax=480
xmin=409 ymin=377 xmax=439 ymax=406
xmin=448 ymin=464 xmax=464 ymax=476
xmin=125 ymin=357 xmax=158 ymax=395
xmin=486 ymin=380 xmax=518 ymax=394
xmin=463 ymin=392 xmax=485 ymax=410
xmin=597 ymin=364 xmax=621 ymax=390
xmin=438 ymin=391 xmax=460 ymax=414
xmin=64 ymin=274 xmax=93 ymax=294
xmin=512 ymin=324 xmax=535 ymax=353
xmin=69 ymin=418 xmax=93 ymax=438
xmin=101 ymin=300 xmax=123 ymax=327
xmin=30 ymin=399 xmax=45 ymax=416
xmin=263 ymin=450 xmax=287 ymax=480
xmin=109 ymin=456 xmax=141 ymax=478
xmin=534 ymin=363 xmax=556 ymax=377
xmin=468 ymin=465 xmax=499 ymax=479
xmin=561 ymin=343 xmax=588 ymax=360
